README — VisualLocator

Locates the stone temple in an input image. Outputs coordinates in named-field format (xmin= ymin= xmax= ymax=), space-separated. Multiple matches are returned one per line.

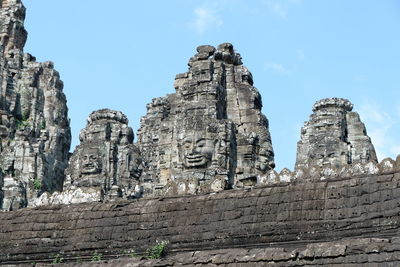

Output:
xmin=33 ymin=43 xmax=276 ymax=205
xmin=64 ymin=109 xmax=143 ymax=198
xmin=295 ymin=98 xmax=377 ymax=170
xmin=137 ymin=43 xmax=275 ymax=196
xmin=4 ymin=1 xmax=400 ymax=266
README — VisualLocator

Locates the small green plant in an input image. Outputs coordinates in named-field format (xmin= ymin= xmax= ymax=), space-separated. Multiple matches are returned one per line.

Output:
xmin=124 ymin=249 xmax=137 ymax=258
xmin=40 ymin=120 xmax=46 ymax=130
xmin=33 ymin=179 xmax=41 ymax=190
xmin=52 ymin=253 xmax=63 ymax=264
xmin=76 ymin=256 xmax=82 ymax=263
xmin=21 ymin=111 xmax=29 ymax=121
xmin=16 ymin=118 xmax=30 ymax=130
xmin=145 ymin=240 xmax=169 ymax=260
xmin=91 ymin=251 xmax=102 ymax=262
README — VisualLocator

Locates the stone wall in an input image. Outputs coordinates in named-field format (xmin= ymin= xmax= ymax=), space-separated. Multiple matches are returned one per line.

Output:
xmin=1 ymin=163 xmax=400 ymax=264
xmin=21 ymin=238 xmax=400 ymax=266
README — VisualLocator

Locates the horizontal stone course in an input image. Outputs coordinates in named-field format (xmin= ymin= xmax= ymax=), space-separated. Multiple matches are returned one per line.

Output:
xmin=5 ymin=237 xmax=399 ymax=266
xmin=2 ymin=172 xmax=400 ymax=264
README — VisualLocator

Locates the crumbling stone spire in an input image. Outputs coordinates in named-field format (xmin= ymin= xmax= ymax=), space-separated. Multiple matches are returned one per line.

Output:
xmin=63 ymin=109 xmax=143 ymax=201
xmin=137 ymin=43 xmax=274 ymax=195
xmin=0 ymin=0 xmax=71 ymax=210
xmin=295 ymin=98 xmax=377 ymax=170
xmin=0 ymin=0 xmax=27 ymax=54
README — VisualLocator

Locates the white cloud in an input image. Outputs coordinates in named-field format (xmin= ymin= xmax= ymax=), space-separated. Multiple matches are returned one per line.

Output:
xmin=358 ymin=102 xmax=400 ymax=161
xmin=264 ymin=61 xmax=290 ymax=74
xmin=263 ymin=0 xmax=302 ymax=19
xmin=264 ymin=49 xmax=304 ymax=75
xmin=359 ymin=103 xmax=392 ymax=125
xmin=189 ymin=6 xmax=223 ymax=35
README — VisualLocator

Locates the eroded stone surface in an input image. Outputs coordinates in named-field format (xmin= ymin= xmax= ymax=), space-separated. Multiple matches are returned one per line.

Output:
xmin=2 ymin=171 xmax=400 ymax=265
xmin=17 ymin=238 xmax=399 ymax=266
xmin=59 ymin=109 xmax=143 ymax=203
xmin=295 ymin=98 xmax=377 ymax=171
xmin=137 ymin=43 xmax=274 ymax=196
xmin=0 ymin=0 xmax=71 ymax=210
xmin=30 ymin=110 xmax=144 ymax=206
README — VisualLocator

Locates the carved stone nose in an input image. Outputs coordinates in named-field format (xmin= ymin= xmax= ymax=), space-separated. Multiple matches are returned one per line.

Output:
xmin=269 ymin=162 xmax=276 ymax=169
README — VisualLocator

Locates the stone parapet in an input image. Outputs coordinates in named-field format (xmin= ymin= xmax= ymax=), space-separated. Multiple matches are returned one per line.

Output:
xmin=1 ymin=168 xmax=400 ymax=264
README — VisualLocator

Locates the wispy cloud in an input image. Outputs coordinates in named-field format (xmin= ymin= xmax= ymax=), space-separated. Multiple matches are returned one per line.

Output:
xmin=264 ymin=61 xmax=290 ymax=75
xmin=358 ymin=102 xmax=400 ymax=161
xmin=263 ymin=0 xmax=302 ymax=19
xmin=264 ymin=49 xmax=304 ymax=75
xmin=359 ymin=103 xmax=392 ymax=125
xmin=396 ymin=104 xmax=400 ymax=118
xmin=296 ymin=49 xmax=305 ymax=61
xmin=189 ymin=6 xmax=223 ymax=35
xmin=264 ymin=0 xmax=288 ymax=19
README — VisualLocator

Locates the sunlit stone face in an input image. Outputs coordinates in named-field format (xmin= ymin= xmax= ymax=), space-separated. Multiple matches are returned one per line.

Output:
xmin=80 ymin=148 xmax=102 ymax=175
xmin=256 ymin=147 xmax=275 ymax=172
xmin=181 ymin=137 xmax=215 ymax=168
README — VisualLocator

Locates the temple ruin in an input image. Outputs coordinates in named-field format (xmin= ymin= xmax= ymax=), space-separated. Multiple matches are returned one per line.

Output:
xmin=1 ymin=0 xmax=400 ymax=266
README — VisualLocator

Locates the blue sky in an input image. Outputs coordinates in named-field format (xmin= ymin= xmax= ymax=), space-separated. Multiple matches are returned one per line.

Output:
xmin=22 ymin=0 xmax=400 ymax=170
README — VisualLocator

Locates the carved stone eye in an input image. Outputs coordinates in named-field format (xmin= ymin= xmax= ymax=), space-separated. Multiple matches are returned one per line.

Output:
xmin=196 ymin=139 xmax=206 ymax=147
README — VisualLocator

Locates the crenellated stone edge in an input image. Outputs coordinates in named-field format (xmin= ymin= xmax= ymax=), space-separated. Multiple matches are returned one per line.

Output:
xmin=257 ymin=155 xmax=400 ymax=186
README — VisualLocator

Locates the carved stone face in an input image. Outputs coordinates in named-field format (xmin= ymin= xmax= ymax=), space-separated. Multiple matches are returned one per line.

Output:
xmin=129 ymin=155 xmax=143 ymax=178
xmin=256 ymin=147 xmax=275 ymax=172
xmin=80 ymin=148 xmax=102 ymax=175
xmin=181 ymin=137 xmax=215 ymax=168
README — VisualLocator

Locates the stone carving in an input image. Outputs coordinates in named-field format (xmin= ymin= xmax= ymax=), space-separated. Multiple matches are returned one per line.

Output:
xmin=180 ymin=131 xmax=215 ymax=169
xmin=80 ymin=147 xmax=102 ymax=176
xmin=75 ymin=146 xmax=103 ymax=187
xmin=256 ymin=142 xmax=275 ymax=172
xmin=62 ymin=109 xmax=143 ymax=202
xmin=295 ymin=98 xmax=377 ymax=171
xmin=2 ymin=0 xmax=388 ymax=207
xmin=0 ymin=0 xmax=71 ymax=210
xmin=137 ymin=43 xmax=274 ymax=196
